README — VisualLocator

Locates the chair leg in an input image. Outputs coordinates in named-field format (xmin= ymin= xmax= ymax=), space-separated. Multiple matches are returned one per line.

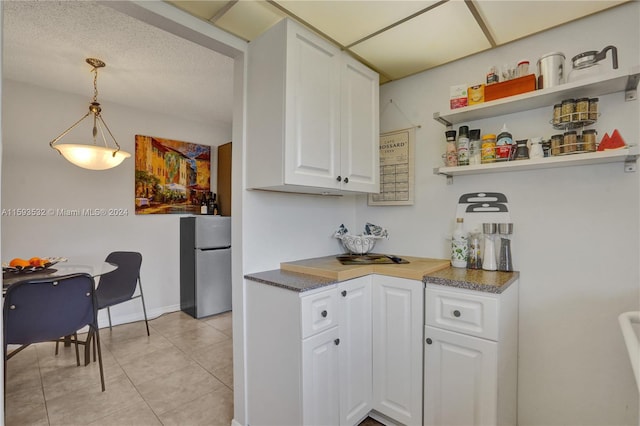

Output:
xmin=107 ymin=307 xmax=113 ymax=331
xmin=84 ymin=329 xmax=94 ymax=366
xmin=55 ymin=340 xmax=59 ymax=355
xmin=93 ymin=326 xmax=105 ymax=392
xmin=73 ymin=332 xmax=80 ymax=367
xmin=138 ymin=276 xmax=150 ymax=336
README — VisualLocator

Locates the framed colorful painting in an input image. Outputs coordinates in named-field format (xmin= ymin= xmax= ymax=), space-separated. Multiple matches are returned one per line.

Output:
xmin=135 ymin=135 xmax=211 ymax=215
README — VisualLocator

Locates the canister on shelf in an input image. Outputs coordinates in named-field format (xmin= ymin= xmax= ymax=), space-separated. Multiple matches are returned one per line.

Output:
xmin=563 ymin=130 xmax=578 ymax=153
xmin=542 ymin=139 xmax=551 ymax=157
xmin=469 ymin=129 xmax=482 ymax=165
xmin=530 ymin=137 xmax=544 ymax=159
xmin=481 ymin=134 xmax=497 ymax=163
xmin=514 ymin=140 xmax=529 ymax=160
xmin=583 ymin=129 xmax=597 ymax=152
xmin=445 ymin=130 xmax=458 ymax=167
xmin=589 ymin=98 xmax=599 ymax=121
xmin=576 ymin=97 xmax=589 ymax=121
xmin=551 ymin=134 xmax=563 ymax=156
xmin=561 ymin=98 xmax=575 ymax=122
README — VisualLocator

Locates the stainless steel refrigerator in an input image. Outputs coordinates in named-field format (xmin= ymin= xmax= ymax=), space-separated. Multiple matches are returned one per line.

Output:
xmin=180 ymin=216 xmax=231 ymax=318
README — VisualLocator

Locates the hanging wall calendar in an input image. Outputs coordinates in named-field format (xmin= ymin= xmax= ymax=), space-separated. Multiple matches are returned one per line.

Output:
xmin=368 ymin=127 xmax=415 ymax=206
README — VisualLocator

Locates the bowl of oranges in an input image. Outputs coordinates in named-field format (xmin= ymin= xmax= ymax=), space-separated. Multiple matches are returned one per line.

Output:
xmin=2 ymin=256 xmax=67 ymax=274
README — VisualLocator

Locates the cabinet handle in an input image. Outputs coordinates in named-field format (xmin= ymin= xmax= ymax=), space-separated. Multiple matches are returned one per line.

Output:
xmin=334 ymin=338 xmax=340 ymax=346
xmin=341 ymin=290 xmax=347 ymax=297
xmin=343 ymin=177 xmax=349 ymax=184
xmin=321 ymin=310 xmax=328 ymax=318
xmin=336 ymin=176 xmax=342 ymax=182
xmin=453 ymin=310 xmax=461 ymax=317
xmin=426 ymin=338 xmax=432 ymax=345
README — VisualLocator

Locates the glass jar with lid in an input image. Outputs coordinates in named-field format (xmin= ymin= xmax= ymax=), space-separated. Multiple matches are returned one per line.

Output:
xmin=550 ymin=134 xmax=563 ymax=156
xmin=563 ymin=131 xmax=578 ymax=153
xmin=576 ymin=98 xmax=589 ymax=121
xmin=561 ymin=99 xmax=575 ymax=123
xmin=582 ymin=129 xmax=597 ymax=152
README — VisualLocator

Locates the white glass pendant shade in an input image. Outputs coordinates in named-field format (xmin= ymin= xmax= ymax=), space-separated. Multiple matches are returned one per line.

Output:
xmin=49 ymin=58 xmax=129 ymax=171
xmin=55 ymin=144 xmax=131 ymax=171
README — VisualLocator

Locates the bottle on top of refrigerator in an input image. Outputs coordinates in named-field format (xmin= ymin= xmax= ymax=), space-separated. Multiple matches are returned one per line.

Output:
xmin=451 ymin=218 xmax=468 ymax=268
xmin=457 ymin=126 xmax=470 ymax=166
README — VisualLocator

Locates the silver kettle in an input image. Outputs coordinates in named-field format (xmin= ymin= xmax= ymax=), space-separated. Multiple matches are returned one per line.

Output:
xmin=567 ymin=45 xmax=618 ymax=83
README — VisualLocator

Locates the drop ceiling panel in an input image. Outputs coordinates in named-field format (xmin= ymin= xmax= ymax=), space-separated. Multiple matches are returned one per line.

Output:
xmin=476 ymin=0 xmax=629 ymax=45
xmin=350 ymin=1 xmax=491 ymax=80
xmin=167 ymin=1 xmax=230 ymax=21
xmin=214 ymin=1 xmax=288 ymax=41
xmin=274 ymin=0 xmax=439 ymax=46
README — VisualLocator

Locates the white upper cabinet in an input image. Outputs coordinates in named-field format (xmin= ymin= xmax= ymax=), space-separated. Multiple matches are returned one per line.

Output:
xmin=247 ymin=18 xmax=380 ymax=195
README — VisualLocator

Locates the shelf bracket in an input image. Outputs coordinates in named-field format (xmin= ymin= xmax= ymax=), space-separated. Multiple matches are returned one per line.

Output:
xmin=624 ymin=154 xmax=638 ymax=172
xmin=433 ymin=167 xmax=454 ymax=184
xmin=625 ymin=73 xmax=639 ymax=101
xmin=432 ymin=112 xmax=452 ymax=127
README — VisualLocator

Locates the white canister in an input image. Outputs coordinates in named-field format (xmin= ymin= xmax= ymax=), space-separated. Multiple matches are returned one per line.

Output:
xmin=537 ymin=52 xmax=565 ymax=89
xmin=530 ymin=137 xmax=544 ymax=159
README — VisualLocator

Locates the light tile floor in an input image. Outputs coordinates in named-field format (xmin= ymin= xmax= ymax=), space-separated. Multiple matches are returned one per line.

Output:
xmin=5 ymin=310 xmax=384 ymax=426
xmin=5 ymin=310 xmax=234 ymax=426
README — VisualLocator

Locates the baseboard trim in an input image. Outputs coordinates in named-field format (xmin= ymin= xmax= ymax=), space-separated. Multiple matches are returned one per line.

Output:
xmin=97 ymin=303 xmax=181 ymax=329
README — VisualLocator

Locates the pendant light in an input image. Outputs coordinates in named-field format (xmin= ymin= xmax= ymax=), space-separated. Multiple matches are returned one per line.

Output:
xmin=49 ymin=58 xmax=130 ymax=170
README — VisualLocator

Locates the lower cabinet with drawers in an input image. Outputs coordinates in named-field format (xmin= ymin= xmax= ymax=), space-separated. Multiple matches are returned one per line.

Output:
xmin=423 ymin=282 xmax=519 ymax=426
xmin=245 ymin=270 xmax=518 ymax=426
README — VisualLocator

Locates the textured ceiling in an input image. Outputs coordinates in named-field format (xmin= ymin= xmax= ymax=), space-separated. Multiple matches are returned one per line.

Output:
xmin=2 ymin=1 xmax=235 ymax=125
xmin=2 ymin=0 xmax=630 ymax=128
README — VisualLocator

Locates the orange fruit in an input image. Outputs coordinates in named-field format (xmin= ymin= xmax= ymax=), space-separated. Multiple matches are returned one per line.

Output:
xmin=29 ymin=257 xmax=48 ymax=267
xmin=9 ymin=258 xmax=30 ymax=268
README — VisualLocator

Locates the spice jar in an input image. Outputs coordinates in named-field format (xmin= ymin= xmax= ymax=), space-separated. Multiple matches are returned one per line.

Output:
xmin=542 ymin=139 xmax=551 ymax=157
xmin=589 ymin=98 xmax=599 ymax=121
xmin=551 ymin=134 xmax=563 ymax=156
xmin=481 ymin=134 xmax=497 ymax=164
xmin=563 ymin=131 xmax=578 ymax=153
xmin=576 ymin=97 xmax=589 ymax=121
xmin=514 ymin=140 xmax=529 ymax=160
xmin=583 ymin=129 xmax=597 ymax=152
xmin=561 ymin=99 xmax=575 ymax=123
xmin=552 ymin=103 xmax=562 ymax=125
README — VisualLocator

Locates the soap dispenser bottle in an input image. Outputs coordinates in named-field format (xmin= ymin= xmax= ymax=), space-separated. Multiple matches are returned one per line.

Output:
xmin=451 ymin=218 xmax=468 ymax=268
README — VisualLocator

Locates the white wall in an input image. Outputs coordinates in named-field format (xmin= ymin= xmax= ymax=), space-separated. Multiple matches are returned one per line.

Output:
xmin=1 ymin=79 xmax=232 ymax=325
xmin=359 ymin=3 xmax=639 ymax=424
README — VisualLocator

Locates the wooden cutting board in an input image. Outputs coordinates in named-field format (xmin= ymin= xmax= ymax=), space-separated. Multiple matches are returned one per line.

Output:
xmin=280 ymin=255 xmax=451 ymax=281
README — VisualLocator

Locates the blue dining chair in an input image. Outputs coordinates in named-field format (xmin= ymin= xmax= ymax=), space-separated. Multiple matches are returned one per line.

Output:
xmin=3 ymin=273 xmax=105 ymax=392
xmin=96 ymin=251 xmax=149 ymax=335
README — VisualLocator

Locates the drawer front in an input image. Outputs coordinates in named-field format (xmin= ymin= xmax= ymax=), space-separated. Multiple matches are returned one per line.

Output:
xmin=425 ymin=286 xmax=499 ymax=340
xmin=301 ymin=288 xmax=338 ymax=338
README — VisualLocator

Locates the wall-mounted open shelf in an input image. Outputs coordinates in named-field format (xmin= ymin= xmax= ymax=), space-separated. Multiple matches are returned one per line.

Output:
xmin=434 ymin=146 xmax=638 ymax=179
xmin=433 ymin=66 xmax=640 ymax=127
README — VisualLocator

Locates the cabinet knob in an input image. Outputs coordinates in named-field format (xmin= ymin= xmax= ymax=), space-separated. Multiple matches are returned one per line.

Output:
xmin=336 ymin=176 xmax=342 ymax=182
xmin=426 ymin=338 xmax=432 ymax=345
xmin=343 ymin=177 xmax=349 ymax=184
xmin=334 ymin=338 xmax=340 ymax=346
xmin=453 ymin=310 xmax=461 ymax=317
xmin=341 ymin=290 xmax=347 ymax=297
xmin=321 ymin=310 xmax=328 ymax=318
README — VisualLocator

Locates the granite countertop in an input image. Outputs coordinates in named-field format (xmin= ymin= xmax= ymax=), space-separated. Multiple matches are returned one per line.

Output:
xmin=245 ymin=255 xmax=519 ymax=294
xmin=423 ymin=268 xmax=519 ymax=294
xmin=244 ymin=269 xmax=339 ymax=292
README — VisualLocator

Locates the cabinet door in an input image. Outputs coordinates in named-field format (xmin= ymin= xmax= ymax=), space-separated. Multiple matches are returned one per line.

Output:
xmin=285 ymin=24 xmax=341 ymax=190
xmin=340 ymin=55 xmax=380 ymax=193
xmin=372 ymin=276 xmax=423 ymax=426
xmin=424 ymin=325 xmax=498 ymax=426
xmin=302 ymin=327 xmax=341 ymax=426
xmin=338 ymin=277 xmax=372 ymax=425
